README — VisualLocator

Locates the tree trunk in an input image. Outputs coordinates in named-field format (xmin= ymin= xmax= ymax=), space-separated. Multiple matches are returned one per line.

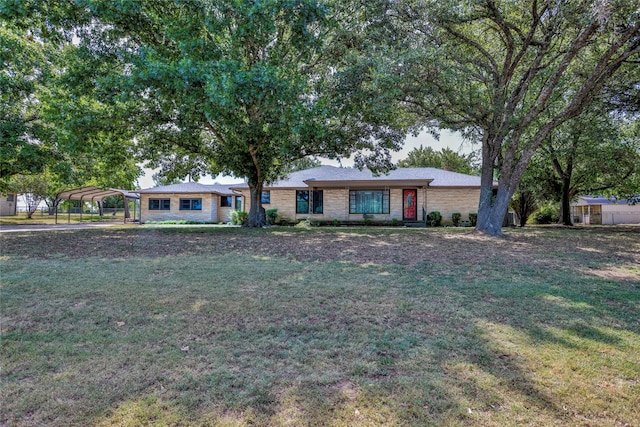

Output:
xmin=246 ymin=182 xmax=266 ymax=228
xmin=124 ymin=197 xmax=130 ymax=219
xmin=559 ymin=174 xmax=573 ymax=226
xmin=475 ymin=135 xmax=508 ymax=236
xmin=513 ymin=189 xmax=536 ymax=227
xmin=46 ymin=198 xmax=60 ymax=216
xmin=477 ymin=185 xmax=512 ymax=236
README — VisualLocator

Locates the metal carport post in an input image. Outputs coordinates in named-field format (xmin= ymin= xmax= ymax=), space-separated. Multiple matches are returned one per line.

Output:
xmin=55 ymin=186 xmax=140 ymax=224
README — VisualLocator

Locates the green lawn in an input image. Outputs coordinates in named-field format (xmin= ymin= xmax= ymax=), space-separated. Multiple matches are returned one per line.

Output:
xmin=1 ymin=226 xmax=639 ymax=426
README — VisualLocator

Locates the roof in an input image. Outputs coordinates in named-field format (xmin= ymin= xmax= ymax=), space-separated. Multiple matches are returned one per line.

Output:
xmin=574 ymin=196 xmax=637 ymax=206
xmin=138 ymin=182 xmax=238 ymax=196
xmin=57 ymin=186 xmax=139 ymax=201
xmin=231 ymin=166 xmax=484 ymax=189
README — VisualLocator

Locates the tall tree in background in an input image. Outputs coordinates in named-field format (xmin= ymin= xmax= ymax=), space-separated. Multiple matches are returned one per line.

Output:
xmin=9 ymin=173 xmax=47 ymax=218
xmin=50 ymin=0 xmax=407 ymax=227
xmin=284 ymin=157 xmax=323 ymax=174
xmin=391 ymin=0 xmax=640 ymax=235
xmin=398 ymin=145 xmax=479 ymax=174
xmin=0 ymin=14 xmax=58 ymax=185
xmin=541 ymin=106 xmax=640 ymax=226
xmin=1 ymin=3 xmax=141 ymax=192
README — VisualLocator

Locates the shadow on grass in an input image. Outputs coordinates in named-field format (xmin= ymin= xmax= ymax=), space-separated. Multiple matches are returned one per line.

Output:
xmin=94 ymin=262 xmax=639 ymax=425
xmin=1 ymin=227 xmax=638 ymax=426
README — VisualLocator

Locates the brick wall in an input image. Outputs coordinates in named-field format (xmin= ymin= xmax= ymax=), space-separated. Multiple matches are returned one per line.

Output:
xmin=140 ymin=193 xmax=221 ymax=223
xmin=211 ymin=186 xmax=480 ymax=224
xmin=425 ymin=188 xmax=480 ymax=224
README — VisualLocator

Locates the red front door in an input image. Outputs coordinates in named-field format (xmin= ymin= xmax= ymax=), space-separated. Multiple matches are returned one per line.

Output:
xmin=403 ymin=189 xmax=417 ymax=220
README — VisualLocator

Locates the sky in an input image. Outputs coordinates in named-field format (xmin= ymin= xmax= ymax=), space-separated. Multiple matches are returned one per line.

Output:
xmin=135 ymin=130 xmax=475 ymax=189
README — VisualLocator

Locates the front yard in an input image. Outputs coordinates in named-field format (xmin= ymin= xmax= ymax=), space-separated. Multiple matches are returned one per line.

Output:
xmin=1 ymin=226 xmax=638 ymax=426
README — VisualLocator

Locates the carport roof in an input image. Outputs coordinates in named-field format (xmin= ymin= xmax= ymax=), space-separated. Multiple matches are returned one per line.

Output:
xmin=56 ymin=186 xmax=140 ymax=201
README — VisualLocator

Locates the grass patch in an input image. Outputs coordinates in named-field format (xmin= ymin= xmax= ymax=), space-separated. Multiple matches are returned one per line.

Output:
xmin=0 ymin=213 xmax=126 ymax=225
xmin=1 ymin=226 xmax=639 ymax=426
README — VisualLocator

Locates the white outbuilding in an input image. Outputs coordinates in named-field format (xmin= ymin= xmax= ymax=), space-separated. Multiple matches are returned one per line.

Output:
xmin=571 ymin=196 xmax=640 ymax=225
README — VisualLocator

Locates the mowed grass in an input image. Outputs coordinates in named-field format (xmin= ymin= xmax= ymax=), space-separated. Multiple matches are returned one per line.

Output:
xmin=1 ymin=226 xmax=639 ymax=426
xmin=0 ymin=213 xmax=126 ymax=225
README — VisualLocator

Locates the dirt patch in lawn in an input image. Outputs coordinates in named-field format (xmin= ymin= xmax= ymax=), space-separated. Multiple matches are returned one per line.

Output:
xmin=1 ymin=226 xmax=638 ymax=275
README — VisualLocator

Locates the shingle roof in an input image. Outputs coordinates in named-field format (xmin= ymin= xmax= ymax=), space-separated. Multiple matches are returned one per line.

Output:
xmin=231 ymin=166 xmax=483 ymax=189
xmin=576 ymin=196 xmax=636 ymax=205
xmin=138 ymin=182 xmax=237 ymax=195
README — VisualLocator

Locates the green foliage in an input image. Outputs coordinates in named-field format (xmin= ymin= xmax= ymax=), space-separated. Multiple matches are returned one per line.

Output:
xmin=451 ymin=212 xmax=461 ymax=226
xmin=282 ymin=158 xmax=322 ymax=174
xmin=469 ymin=213 xmax=478 ymax=227
xmin=363 ymin=217 xmax=374 ymax=226
xmin=0 ymin=6 xmax=141 ymax=191
xmin=265 ymin=208 xmax=279 ymax=225
xmin=295 ymin=219 xmax=310 ymax=228
xmin=387 ymin=0 xmax=640 ymax=235
xmin=427 ymin=211 xmax=442 ymax=227
xmin=391 ymin=218 xmax=401 ymax=227
xmin=0 ymin=16 xmax=57 ymax=184
xmin=8 ymin=174 xmax=48 ymax=219
xmin=49 ymin=1 xmax=408 ymax=227
xmin=532 ymin=102 xmax=640 ymax=225
xmin=230 ymin=210 xmax=248 ymax=226
xmin=332 ymin=219 xmax=340 ymax=227
xmin=532 ymin=204 xmax=560 ymax=225
xmin=398 ymin=146 xmax=479 ymax=175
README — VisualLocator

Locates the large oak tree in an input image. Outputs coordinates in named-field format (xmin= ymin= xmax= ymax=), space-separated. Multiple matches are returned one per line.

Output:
xmin=55 ymin=0 xmax=408 ymax=226
xmin=391 ymin=0 xmax=640 ymax=235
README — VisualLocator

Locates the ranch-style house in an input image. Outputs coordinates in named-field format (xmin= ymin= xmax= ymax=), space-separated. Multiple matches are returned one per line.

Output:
xmin=138 ymin=166 xmax=488 ymax=225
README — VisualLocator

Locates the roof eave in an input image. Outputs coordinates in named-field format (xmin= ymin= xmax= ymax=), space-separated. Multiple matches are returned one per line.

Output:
xmin=303 ymin=179 xmax=433 ymax=188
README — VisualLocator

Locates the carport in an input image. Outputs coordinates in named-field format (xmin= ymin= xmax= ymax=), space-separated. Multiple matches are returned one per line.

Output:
xmin=55 ymin=186 xmax=140 ymax=224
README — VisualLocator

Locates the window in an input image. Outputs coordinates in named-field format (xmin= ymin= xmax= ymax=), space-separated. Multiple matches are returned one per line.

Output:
xmin=296 ymin=190 xmax=309 ymax=214
xmin=296 ymin=190 xmax=323 ymax=214
xmin=220 ymin=196 xmax=232 ymax=207
xmin=149 ymin=199 xmax=170 ymax=210
xmin=235 ymin=196 xmax=242 ymax=211
xmin=180 ymin=198 xmax=202 ymax=210
xmin=6 ymin=194 xmax=14 ymax=202
xmin=313 ymin=190 xmax=323 ymax=214
xmin=261 ymin=191 xmax=270 ymax=204
xmin=349 ymin=190 xmax=389 ymax=214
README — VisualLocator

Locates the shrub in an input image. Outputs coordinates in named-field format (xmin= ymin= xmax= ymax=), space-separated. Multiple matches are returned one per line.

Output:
xmin=427 ymin=211 xmax=442 ymax=227
xmin=265 ymin=208 xmax=278 ymax=225
xmin=364 ymin=218 xmax=373 ymax=226
xmin=391 ymin=218 xmax=401 ymax=227
xmin=452 ymin=212 xmax=461 ymax=226
xmin=531 ymin=204 xmax=559 ymax=224
xmin=230 ymin=210 xmax=248 ymax=225
xmin=332 ymin=219 xmax=340 ymax=227
xmin=469 ymin=213 xmax=478 ymax=226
